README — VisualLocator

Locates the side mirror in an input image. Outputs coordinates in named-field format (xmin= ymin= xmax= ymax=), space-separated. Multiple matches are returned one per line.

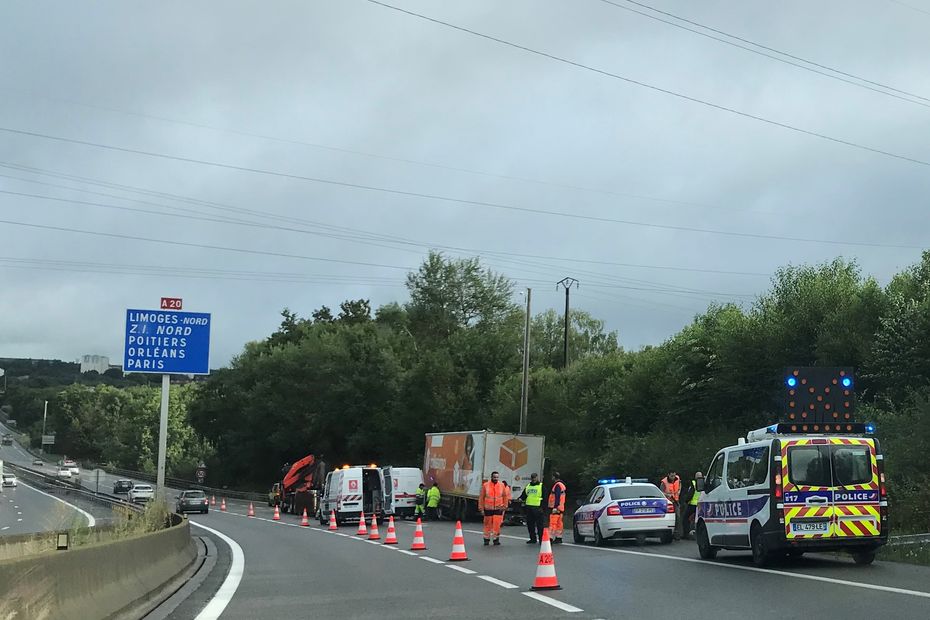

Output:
xmin=696 ymin=479 xmax=705 ymax=492
xmin=575 ymin=498 xmax=584 ymax=507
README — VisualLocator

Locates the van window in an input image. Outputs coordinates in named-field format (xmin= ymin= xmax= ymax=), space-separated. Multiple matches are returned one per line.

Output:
xmin=726 ymin=446 xmax=770 ymax=488
xmin=788 ymin=446 xmax=831 ymax=487
xmin=832 ymin=446 xmax=872 ymax=486
xmin=705 ymin=453 xmax=725 ymax=493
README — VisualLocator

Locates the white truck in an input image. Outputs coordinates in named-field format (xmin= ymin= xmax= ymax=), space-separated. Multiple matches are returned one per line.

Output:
xmin=423 ymin=431 xmax=546 ymax=522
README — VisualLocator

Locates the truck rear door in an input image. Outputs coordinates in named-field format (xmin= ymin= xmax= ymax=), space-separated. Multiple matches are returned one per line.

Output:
xmin=382 ymin=467 xmax=394 ymax=515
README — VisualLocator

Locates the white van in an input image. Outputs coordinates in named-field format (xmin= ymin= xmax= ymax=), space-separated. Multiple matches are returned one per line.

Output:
xmin=387 ymin=467 xmax=424 ymax=518
xmin=319 ymin=466 xmax=392 ymax=526
xmin=695 ymin=423 xmax=888 ymax=567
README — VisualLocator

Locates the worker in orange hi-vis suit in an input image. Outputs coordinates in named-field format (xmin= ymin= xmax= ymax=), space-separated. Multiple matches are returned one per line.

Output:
xmin=548 ymin=472 xmax=567 ymax=544
xmin=478 ymin=471 xmax=511 ymax=546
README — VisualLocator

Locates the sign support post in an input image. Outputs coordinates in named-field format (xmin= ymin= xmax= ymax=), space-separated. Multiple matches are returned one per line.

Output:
xmin=156 ymin=374 xmax=170 ymax=499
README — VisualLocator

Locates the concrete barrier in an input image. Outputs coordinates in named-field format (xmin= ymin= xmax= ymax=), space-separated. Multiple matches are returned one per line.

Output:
xmin=0 ymin=515 xmax=197 ymax=620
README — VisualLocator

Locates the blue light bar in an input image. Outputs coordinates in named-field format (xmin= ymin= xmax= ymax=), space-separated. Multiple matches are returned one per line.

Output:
xmin=865 ymin=422 xmax=875 ymax=434
xmin=597 ymin=478 xmax=620 ymax=484
xmin=786 ymin=377 xmax=797 ymax=387
xmin=842 ymin=377 xmax=853 ymax=388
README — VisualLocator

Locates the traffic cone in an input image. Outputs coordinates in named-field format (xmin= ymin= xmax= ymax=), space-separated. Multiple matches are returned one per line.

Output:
xmin=220 ymin=498 xmax=227 ymax=512
xmin=368 ymin=514 xmax=381 ymax=540
xmin=210 ymin=495 xmax=216 ymax=507
xmin=357 ymin=512 xmax=368 ymax=536
xmin=383 ymin=516 xmax=398 ymax=545
xmin=300 ymin=508 xmax=310 ymax=527
xmin=329 ymin=510 xmax=338 ymax=530
xmin=272 ymin=505 xmax=281 ymax=521
xmin=449 ymin=520 xmax=469 ymax=561
xmin=530 ymin=528 xmax=561 ymax=590
xmin=247 ymin=503 xmax=255 ymax=518
xmin=410 ymin=518 xmax=427 ymax=550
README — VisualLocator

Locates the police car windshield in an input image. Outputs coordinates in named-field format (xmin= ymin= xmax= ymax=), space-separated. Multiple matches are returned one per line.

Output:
xmin=609 ymin=486 xmax=664 ymax=500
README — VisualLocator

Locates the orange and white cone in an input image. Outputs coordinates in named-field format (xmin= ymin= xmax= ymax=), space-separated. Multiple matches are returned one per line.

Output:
xmin=383 ymin=516 xmax=398 ymax=545
xmin=329 ymin=510 xmax=338 ymax=530
xmin=357 ymin=512 xmax=369 ymax=536
xmin=410 ymin=518 xmax=427 ymax=550
xmin=530 ymin=528 xmax=561 ymax=590
xmin=272 ymin=505 xmax=281 ymax=521
xmin=210 ymin=495 xmax=216 ymax=507
xmin=247 ymin=503 xmax=255 ymax=518
xmin=368 ymin=514 xmax=381 ymax=540
xmin=449 ymin=520 xmax=469 ymax=561
xmin=300 ymin=508 xmax=310 ymax=527
xmin=220 ymin=498 xmax=227 ymax=512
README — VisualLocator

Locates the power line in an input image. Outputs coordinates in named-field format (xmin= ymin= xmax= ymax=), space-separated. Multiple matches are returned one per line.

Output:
xmin=364 ymin=0 xmax=930 ymax=169
xmin=886 ymin=0 xmax=930 ymax=18
xmin=598 ymin=0 xmax=930 ymax=106
xmin=0 ymin=128 xmax=922 ymax=250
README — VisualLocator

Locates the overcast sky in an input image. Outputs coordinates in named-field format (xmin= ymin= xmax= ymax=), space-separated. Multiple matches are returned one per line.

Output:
xmin=1 ymin=0 xmax=928 ymax=367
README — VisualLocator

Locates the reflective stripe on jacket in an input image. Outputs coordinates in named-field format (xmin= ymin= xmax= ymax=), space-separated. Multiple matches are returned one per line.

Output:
xmin=479 ymin=480 xmax=510 ymax=512
xmin=689 ymin=481 xmax=699 ymax=506
xmin=415 ymin=488 xmax=425 ymax=505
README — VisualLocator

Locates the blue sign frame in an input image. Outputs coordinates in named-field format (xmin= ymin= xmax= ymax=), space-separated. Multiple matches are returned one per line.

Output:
xmin=123 ymin=309 xmax=211 ymax=375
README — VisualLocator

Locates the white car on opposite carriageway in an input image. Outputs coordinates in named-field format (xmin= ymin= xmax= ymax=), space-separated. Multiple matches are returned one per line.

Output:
xmin=573 ymin=477 xmax=677 ymax=546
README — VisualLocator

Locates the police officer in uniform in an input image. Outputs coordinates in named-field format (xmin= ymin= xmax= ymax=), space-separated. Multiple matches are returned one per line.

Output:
xmin=519 ymin=473 xmax=544 ymax=544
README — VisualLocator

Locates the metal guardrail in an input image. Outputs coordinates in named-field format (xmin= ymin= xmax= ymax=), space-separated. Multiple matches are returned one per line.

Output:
xmin=102 ymin=465 xmax=267 ymax=502
xmin=888 ymin=533 xmax=930 ymax=546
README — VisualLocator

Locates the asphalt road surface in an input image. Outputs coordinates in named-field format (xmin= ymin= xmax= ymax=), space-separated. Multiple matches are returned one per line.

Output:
xmin=173 ymin=502 xmax=930 ymax=620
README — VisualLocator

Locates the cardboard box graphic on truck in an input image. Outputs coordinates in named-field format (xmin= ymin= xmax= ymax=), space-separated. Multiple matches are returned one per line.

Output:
xmin=423 ymin=430 xmax=545 ymax=521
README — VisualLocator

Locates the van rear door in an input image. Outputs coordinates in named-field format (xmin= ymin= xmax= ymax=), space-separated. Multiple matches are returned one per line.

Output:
xmin=781 ymin=438 xmax=880 ymax=541
xmin=382 ymin=467 xmax=394 ymax=515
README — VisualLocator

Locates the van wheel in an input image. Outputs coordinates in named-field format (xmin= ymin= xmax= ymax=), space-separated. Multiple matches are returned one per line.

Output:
xmin=697 ymin=522 xmax=717 ymax=560
xmin=852 ymin=550 xmax=876 ymax=565
xmin=573 ymin=524 xmax=585 ymax=544
xmin=594 ymin=523 xmax=606 ymax=547
xmin=786 ymin=549 xmax=804 ymax=559
xmin=751 ymin=523 xmax=771 ymax=567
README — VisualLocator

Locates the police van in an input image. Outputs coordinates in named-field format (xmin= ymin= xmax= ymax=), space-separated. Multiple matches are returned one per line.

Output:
xmin=695 ymin=422 xmax=888 ymax=566
xmin=319 ymin=465 xmax=393 ymax=526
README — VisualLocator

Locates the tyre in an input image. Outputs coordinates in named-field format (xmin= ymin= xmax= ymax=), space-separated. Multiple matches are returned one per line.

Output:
xmin=697 ymin=521 xmax=717 ymax=560
xmin=594 ymin=523 xmax=606 ymax=547
xmin=852 ymin=549 xmax=876 ymax=565
xmin=573 ymin=524 xmax=585 ymax=544
xmin=786 ymin=549 xmax=804 ymax=559
xmin=750 ymin=523 xmax=772 ymax=567
xmin=659 ymin=530 xmax=674 ymax=544
xmin=635 ymin=534 xmax=647 ymax=546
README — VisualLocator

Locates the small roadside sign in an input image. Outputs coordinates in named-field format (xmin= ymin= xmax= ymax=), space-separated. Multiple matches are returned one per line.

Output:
xmin=160 ymin=297 xmax=183 ymax=310
xmin=42 ymin=434 xmax=55 ymax=445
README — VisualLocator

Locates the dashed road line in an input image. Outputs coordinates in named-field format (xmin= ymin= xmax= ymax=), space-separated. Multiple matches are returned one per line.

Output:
xmin=445 ymin=564 xmax=476 ymax=575
xmin=419 ymin=556 xmax=445 ymax=564
xmin=522 ymin=592 xmax=584 ymax=613
xmin=477 ymin=575 xmax=519 ymax=589
xmin=398 ymin=550 xmax=418 ymax=556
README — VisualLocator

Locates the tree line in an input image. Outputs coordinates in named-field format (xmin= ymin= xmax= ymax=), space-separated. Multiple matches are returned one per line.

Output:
xmin=3 ymin=250 xmax=928 ymax=530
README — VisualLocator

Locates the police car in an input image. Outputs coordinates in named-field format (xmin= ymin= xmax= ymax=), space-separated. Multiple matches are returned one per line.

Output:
xmin=695 ymin=423 xmax=888 ymax=567
xmin=573 ymin=477 xmax=676 ymax=546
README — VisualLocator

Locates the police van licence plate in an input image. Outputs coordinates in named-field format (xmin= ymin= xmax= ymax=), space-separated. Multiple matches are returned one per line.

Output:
xmin=791 ymin=521 xmax=829 ymax=533
xmin=632 ymin=508 xmax=653 ymax=514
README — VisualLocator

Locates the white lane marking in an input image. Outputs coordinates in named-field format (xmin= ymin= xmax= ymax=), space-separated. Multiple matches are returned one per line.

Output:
xmin=335 ymin=533 xmax=350 ymax=537
xmin=398 ymin=550 xmax=418 ymax=556
xmin=1 ymin=526 xmax=8 ymax=531
xmin=16 ymin=512 xmax=21 ymax=515
xmin=13 ymin=505 xmax=18 ymax=509
xmin=190 ymin=520 xmax=245 ymax=620
xmin=522 ymin=592 xmax=584 ymax=613
xmin=16 ymin=519 xmax=22 ymax=522
xmin=445 ymin=564 xmax=476 ymax=575
xmin=419 ymin=556 xmax=445 ymax=564
xmin=18 ymin=481 xmax=95 ymax=527
xmin=477 ymin=575 xmax=519 ymax=589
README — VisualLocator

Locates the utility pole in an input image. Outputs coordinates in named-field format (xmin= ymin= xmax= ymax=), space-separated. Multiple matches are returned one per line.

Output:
xmin=556 ymin=277 xmax=579 ymax=369
xmin=41 ymin=400 xmax=48 ymax=455
xmin=519 ymin=288 xmax=531 ymax=434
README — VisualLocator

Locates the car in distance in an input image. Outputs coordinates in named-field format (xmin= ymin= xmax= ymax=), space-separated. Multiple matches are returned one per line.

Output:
xmin=176 ymin=490 xmax=209 ymax=514
xmin=128 ymin=484 xmax=155 ymax=504
xmin=113 ymin=479 xmax=134 ymax=495
xmin=63 ymin=459 xmax=80 ymax=476
xmin=573 ymin=477 xmax=677 ymax=546
xmin=32 ymin=457 xmax=44 ymax=467
xmin=56 ymin=466 xmax=73 ymax=480
xmin=1 ymin=473 xmax=17 ymax=487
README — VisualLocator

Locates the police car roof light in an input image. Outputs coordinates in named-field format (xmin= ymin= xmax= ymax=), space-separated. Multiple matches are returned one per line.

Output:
xmin=597 ymin=478 xmax=620 ymax=485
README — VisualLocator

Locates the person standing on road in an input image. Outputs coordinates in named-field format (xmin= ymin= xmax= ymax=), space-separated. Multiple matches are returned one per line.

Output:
xmin=548 ymin=472 xmax=566 ymax=544
xmin=478 ymin=471 xmax=511 ymax=546
xmin=660 ymin=471 xmax=682 ymax=539
xmin=682 ymin=472 xmax=703 ymax=539
xmin=426 ymin=482 xmax=441 ymax=521
xmin=414 ymin=483 xmax=426 ymax=520
xmin=520 ymin=473 xmax=544 ymax=544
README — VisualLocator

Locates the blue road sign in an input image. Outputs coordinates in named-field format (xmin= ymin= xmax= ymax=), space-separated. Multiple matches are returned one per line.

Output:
xmin=123 ymin=309 xmax=211 ymax=375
